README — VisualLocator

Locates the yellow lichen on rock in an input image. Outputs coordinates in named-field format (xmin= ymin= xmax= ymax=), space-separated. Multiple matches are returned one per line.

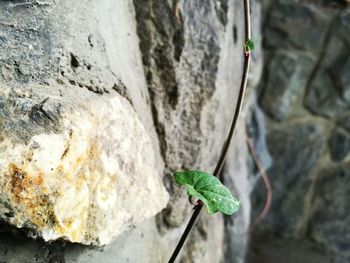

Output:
xmin=0 ymin=86 xmax=169 ymax=245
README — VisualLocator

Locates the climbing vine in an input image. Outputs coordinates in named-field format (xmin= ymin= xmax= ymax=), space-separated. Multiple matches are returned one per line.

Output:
xmin=168 ymin=0 xmax=253 ymax=262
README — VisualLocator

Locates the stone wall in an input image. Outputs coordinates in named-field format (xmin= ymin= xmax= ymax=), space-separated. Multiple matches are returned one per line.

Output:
xmin=0 ymin=0 xmax=262 ymax=262
xmin=249 ymin=1 xmax=350 ymax=263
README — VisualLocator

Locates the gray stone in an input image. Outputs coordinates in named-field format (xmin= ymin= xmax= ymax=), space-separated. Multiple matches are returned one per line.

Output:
xmin=303 ymin=11 xmax=350 ymax=118
xmin=253 ymin=122 xmax=325 ymax=235
xmin=134 ymin=4 xmax=261 ymax=262
xmin=0 ymin=0 xmax=260 ymax=261
xmin=260 ymin=51 xmax=314 ymax=121
xmin=337 ymin=114 xmax=350 ymax=132
xmin=337 ymin=57 xmax=350 ymax=102
xmin=304 ymin=70 xmax=349 ymax=118
xmin=337 ymin=11 xmax=350 ymax=47
xmin=312 ymin=12 xmax=350 ymax=80
xmin=247 ymin=95 xmax=273 ymax=172
xmin=320 ymin=34 xmax=348 ymax=69
xmin=264 ymin=2 xmax=329 ymax=51
xmin=309 ymin=164 xmax=350 ymax=263
xmin=248 ymin=235 xmax=331 ymax=263
xmin=329 ymin=127 xmax=350 ymax=162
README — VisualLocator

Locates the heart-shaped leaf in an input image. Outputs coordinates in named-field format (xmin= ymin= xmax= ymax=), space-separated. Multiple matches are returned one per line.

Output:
xmin=174 ymin=170 xmax=240 ymax=215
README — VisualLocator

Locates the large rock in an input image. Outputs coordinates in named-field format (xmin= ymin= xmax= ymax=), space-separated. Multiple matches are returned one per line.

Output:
xmin=304 ymin=10 xmax=350 ymax=117
xmin=329 ymin=127 xmax=350 ymax=162
xmin=0 ymin=84 xmax=169 ymax=245
xmin=0 ymin=0 xmax=261 ymax=262
xmin=309 ymin=164 xmax=350 ymax=263
xmin=304 ymin=69 xmax=349 ymax=117
xmin=253 ymin=122 xmax=325 ymax=235
xmin=260 ymin=51 xmax=314 ymax=121
xmin=264 ymin=2 xmax=329 ymax=52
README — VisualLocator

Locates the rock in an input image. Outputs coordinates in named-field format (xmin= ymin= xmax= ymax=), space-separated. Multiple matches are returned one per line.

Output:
xmin=264 ymin=2 xmax=329 ymax=52
xmin=337 ymin=114 xmax=350 ymax=132
xmin=0 ymin=0 xmax=260 ymax=262
xmin=303 ymin=11 xmax=350 ymax=118
xmin=248 ymin=235 xmax=331 ymax=263
xmin=319 ymin=11 xmax=350 ymax=72
xmin=0 ymin=84 xmax=169 ymax=245
xmin=134 ymin=3 xmax=262 ymax=259
xmin=260 ymin=51 xmax=314 ymax=121
xmin=320 ymin=34 xmax=348 ymax=69
xmin=224 ymin=116 xmax=257 ymax=263
xmin=253 ymin=122 xmax=325 ymax=235
xmin=329 ymin=127 xmax=350 ymax=162
xmin=336 ymin=57 xmax=350 ymax=103
xmin=309 ymin=164 xmax=350 ymax=263
xmin=304 ymin=70 xmax=349 ymax=118
xmin=337 ymin=11 xmax=350 ymax=46
xmin=247 ymin=94 xmax=273 ymax=172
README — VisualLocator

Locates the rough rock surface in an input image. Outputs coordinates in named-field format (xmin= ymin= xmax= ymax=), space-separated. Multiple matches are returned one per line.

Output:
xmin=0 ymin=84 xmax=169 ymax=245
xmin=249 ymin=1 xmax=350 ymax=263
xmin=0 ymin=0 xmax=262 ymax=262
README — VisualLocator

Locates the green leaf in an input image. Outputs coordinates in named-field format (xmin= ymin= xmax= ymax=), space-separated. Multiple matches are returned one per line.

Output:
xmin=174 ymin=170 xmax=240 ymax=215
xmin=244 ymin=39 xmax=255 ymax=52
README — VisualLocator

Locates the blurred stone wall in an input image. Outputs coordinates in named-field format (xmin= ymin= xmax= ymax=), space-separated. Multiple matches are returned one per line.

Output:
xmin=249 ymin=1 xmax=350 ymax=263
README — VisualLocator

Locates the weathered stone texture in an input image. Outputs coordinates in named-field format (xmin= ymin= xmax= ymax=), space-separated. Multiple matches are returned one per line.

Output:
xmin=0 ymin=0 xmax=262 ymax=262
xmin=0 ymin=0 xmax=170 ymax=247
xmin=0 ymin=84 xmax=169 ymax=246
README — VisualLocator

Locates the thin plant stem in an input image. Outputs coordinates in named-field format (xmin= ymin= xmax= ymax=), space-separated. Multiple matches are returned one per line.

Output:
xmin=168 ymin=0 xmax=252 ymax=261
xmin=246 ymin=136 xmax=272 ymax=225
